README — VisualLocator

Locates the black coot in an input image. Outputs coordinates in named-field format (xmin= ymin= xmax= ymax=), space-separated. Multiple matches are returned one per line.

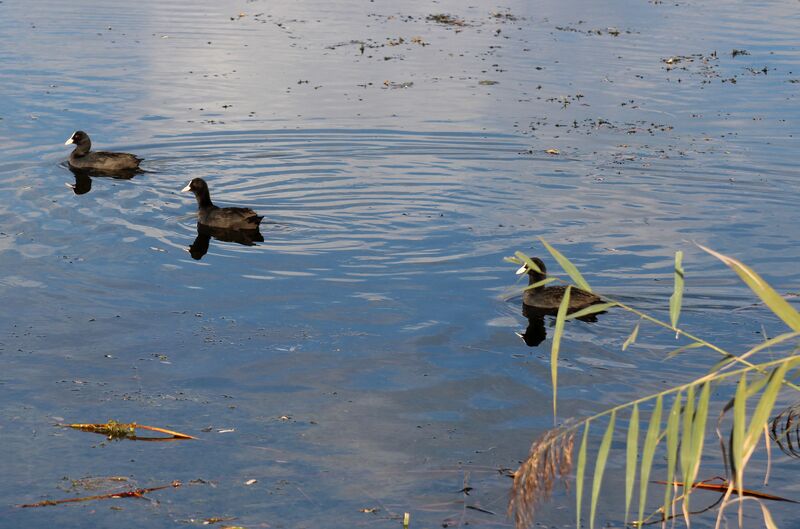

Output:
xmin=181 ymin=178 xmax=263 ymax=229
xmin=517 ymin=257 xmax=602 ymax=312
xmin=64 ymin=131 xmax=142 ymax=173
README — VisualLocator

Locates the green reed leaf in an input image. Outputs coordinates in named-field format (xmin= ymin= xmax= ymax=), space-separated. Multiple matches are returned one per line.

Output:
xmin=576 ymin=421 xmax=590 ymax=529
xmin=708 ymin=355 xmax=735 ymax=374
xmin=745 ymin=373 xmax=771 ymax=399
xmin=745 ymin=361 xmax=794 ymax=453
xmin=665 ymin=341 xmax=705 ymax=360
xmin=638 ymin=395 xmax=662 ymax=524
xmin=663 ymin=392 xmax=682 ymax=522
xmin=690 ymin=382 xmax=711 ymax=472
xmin=566 ymin=302 xmax=617 ymax=320
xmin=669 ymin=251 xmax=684 ymax=330
xmin=759 ymin=502 xmax=779 ymax=529
xmin=679 ymin=384 xmax=695 ymax=524
xmin=684 ymin=381 xmax=711 ymax=515
xmin=550 ymin=286 xmax=571 ymax=419
xmin=709 ymin=331 xmax=800 ymax=374
xmin=523 ymin=277 xmax=558 ymax=291
xmin=625 ymin=404 xmax=639 ymax=526
xmin=698 ymin=244 xmax=800 ymax=332
xmin=622 ymin=319 xmax=641 ymax=351
xmin=514 ymin=251 xmax=543 ymax=274
xmin=539 ymin=238 xmax=592 ymax=292
xmin=733 ymin=373 xmax=747 ymax=495
xmin=590 ymin=411 xmax=615 ymax=529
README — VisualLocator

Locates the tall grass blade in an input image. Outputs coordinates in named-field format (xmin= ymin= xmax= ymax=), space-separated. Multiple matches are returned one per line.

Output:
xmin=679 ymin=385 xmax=696 ymax=525
xmin=622 ymin=319 xmax=641 ymax=351
xmin=697 ymin=244 xmax=800 ymax=331
xmin=733 ymin=373 xmax=747 ymax=497
xmin=710 ymin=332 xmax=800 ymax=374
xmin=684 ymin=382 xmax=711 ymax=517
xmin=523 ymin=277 xmax=558 ymax=291
xmin=664 ymin=392 xmax=682 ymax=522
xmin=665 ymin=341 xmax=705 ymax=360
xmin=745 ymin=362 xmax=794 ymax=452
xmin=514 ymin=251 xmax=544 ymax=274
xmin=539 ymin=238 xmax=592 ymax=292
xmin=639 ymin=395 xmax=663 ymax=524
xmin=625 ymin=404 xmax=640 ymax=526
xmin=669 ymin=251 xmax=685 ymax=330
xmin=590 ymin=411 xmax=615 ymax=529
xmin=745 ymin=374 xmax=771 ymax=399
xmin=565 ymin=302 xmax=616 ymax=321
xmin=551 ymin=286 xmax=571 ymax=420
xmin=576 ymin=421 xmax=590 ymax=529
xmin=759 ymin=502 xmax=779 ymax=529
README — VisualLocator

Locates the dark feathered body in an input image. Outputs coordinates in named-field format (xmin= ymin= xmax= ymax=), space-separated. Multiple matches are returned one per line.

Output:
xmin=65 ymin=131 xmax=142 ymax=173
xmin=523 ymin=284 xmax=601 ymax=312
xmin=182 ymin=177 xmax=263 ymax=230
xmin=69 ymin=150 xmax=141 ymax=172
xmin=197 ymin=205 xmax=263 ymax=229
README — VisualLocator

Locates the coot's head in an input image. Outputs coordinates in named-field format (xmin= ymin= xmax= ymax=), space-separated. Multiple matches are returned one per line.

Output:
xmin=181 ymin=177 xmax=209 ymax=196
xmin=515 ymin=257 xmax=547 ymax=284
xmin=181 ymin=177 xmax=213 ymax=207
xmin=64 ymin=131 xmax=90 ymax=147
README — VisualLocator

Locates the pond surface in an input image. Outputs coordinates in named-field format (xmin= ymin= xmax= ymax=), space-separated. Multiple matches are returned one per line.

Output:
xmin=1 ymin=0 xmax=799 ymax=527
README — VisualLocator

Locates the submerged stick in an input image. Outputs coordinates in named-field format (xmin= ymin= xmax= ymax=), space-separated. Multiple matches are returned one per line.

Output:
xmin=18 ymin=481 xmax=182 ymax=508
xmin=651 ymin=480 xmax=798 ymax=503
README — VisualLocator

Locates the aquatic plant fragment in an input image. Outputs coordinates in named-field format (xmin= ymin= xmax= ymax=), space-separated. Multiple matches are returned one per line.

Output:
xmin=64 ymin=419 xmax=197 ymax=440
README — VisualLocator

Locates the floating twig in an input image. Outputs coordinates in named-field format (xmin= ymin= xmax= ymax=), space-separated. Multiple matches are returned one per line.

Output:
xmin=652 ymin=480 xmax=798 ymax=503
xmin=19 ymin=481 xmax=182 ymax=508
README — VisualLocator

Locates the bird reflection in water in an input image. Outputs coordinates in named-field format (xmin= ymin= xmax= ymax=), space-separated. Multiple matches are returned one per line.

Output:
xmin=64 ymin=166 xmax=138 ymax=196
xmin=188 ymin=223 xmax=264 ymax=260
xmin=517 ymin=304 xmax=603 ymax=347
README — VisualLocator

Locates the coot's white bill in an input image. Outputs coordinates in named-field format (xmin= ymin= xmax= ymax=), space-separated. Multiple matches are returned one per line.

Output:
xmin=181 ymin=182 xmax=192 ymax=192
xmin=516 ymin=264 xmax=527 ymax=275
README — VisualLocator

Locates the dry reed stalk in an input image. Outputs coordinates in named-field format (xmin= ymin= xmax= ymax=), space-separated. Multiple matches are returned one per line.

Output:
xmin=508 ymin=427 xmax=575 ymax=528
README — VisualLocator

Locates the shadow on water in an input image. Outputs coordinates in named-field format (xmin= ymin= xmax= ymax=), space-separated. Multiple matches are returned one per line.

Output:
xmin=188 ymin=223 xmax=264 ymax=261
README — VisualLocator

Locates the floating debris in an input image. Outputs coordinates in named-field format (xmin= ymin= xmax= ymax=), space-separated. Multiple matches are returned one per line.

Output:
xmin=661 ymin=52 xmax=719 ymax=80
xmin=383 ymin=80 xmax=414 ymax=89
xmin=426 ymin=14 xmax=466 ymax=27
xmin=202 ymin=516 xmax=238 ymax=525
xmin=491 ymin=12 xmax=519 ymax=21
xmin=19 ymin=481 xmax=182 ymax=508
xmin=555 ymin=23 xmax=634 ymax=36
xmin=63 ymin=420 xmax=196 ymax=440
